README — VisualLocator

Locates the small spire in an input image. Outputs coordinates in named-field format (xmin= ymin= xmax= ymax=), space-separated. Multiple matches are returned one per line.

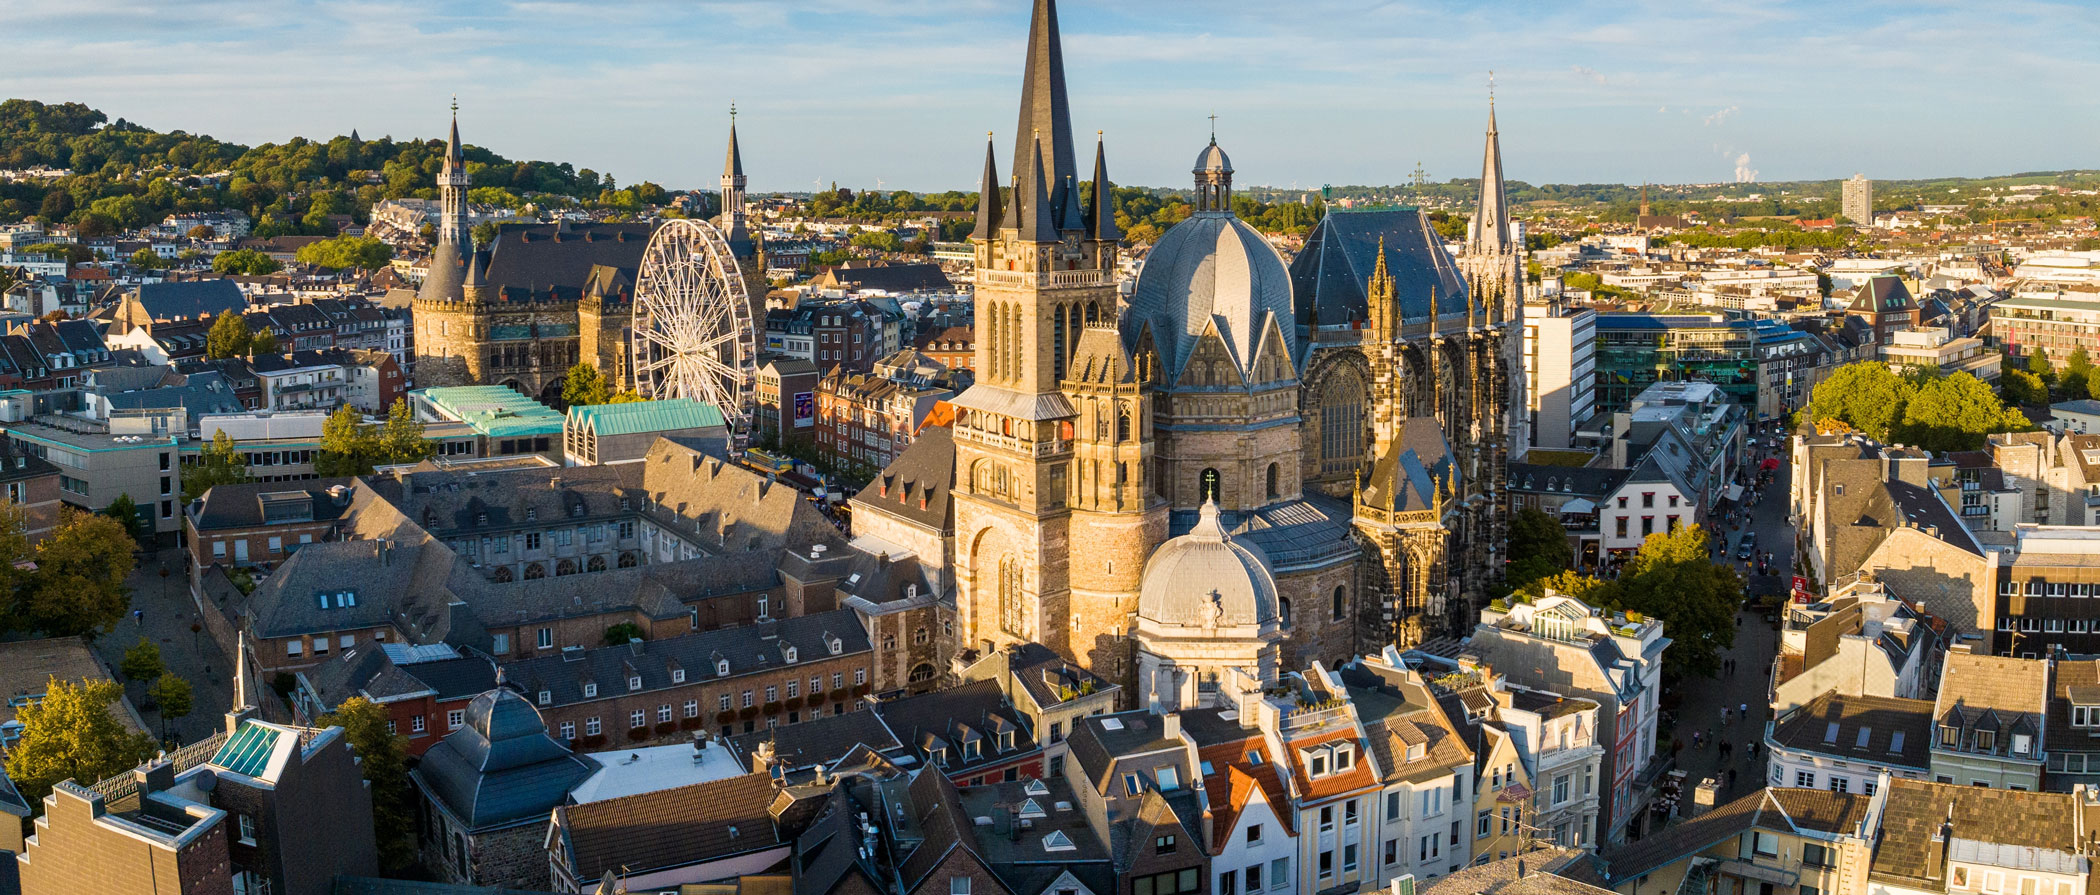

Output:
xmin=1018 ymin=132 xmax=1055 ymax=242
xmin=971 ymin=133 xmax=1003 ymax=241
xmin=1089 ymin=132 xmax=1120 ymax=244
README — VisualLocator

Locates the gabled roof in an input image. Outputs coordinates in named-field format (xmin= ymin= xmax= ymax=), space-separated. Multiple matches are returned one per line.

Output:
xmin=555 ymin=772 xmax=783 ymax=880
xmin=1870 ymin=779 xmax=2087 ymax=886
xmin=856 ymin=426 xmax=955 ymax=531
xmin=1289 ymin=208 xmax=1469 ymax=331
xmin=134 ymin=279 xmax=247 ymax=321
xmin=1604 ymin=788 xmax=1869 ymax=884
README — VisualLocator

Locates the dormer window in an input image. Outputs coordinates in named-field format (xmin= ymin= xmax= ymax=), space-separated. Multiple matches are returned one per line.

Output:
xmin=1974 ymin=730 xmax=1996 ymax=752
xmin=1407 ymin=743 xmax=1426 ymax=761
xmin=828 ymin=637 xmax=842 ymax=656
xmin=671 ymin=669 xmax=686 ymax=684
xmin=964 ymin=740 xmax=981 ymax=760
xmin=783 ymin=646 xmax=797 ymax=663
xmin=2076 ymin=704 xmax=2100 ymax=727
xmin=538 ymin=690 xmax=551 ymax=705
xmin=628 ymin=675 xmax=642 ymax=691
xmin=932 ymin=747 xmax=949 ymax=767
xmin=1308 ymin=752 xmax=1328 ymax=777
xmin=1334 ymin=744 xmax=1355 ymax=770
xmin=1940 ymin=725 xmax=1959 ymax=748
xmin=527 ymin=507 xmax=537 ymax=521
xmin=717 ymin=659 xmax=731 ymax=677
xmin=583 ymin=682 xmax=598 ymax=698
xmin=1000 ymin=730 xmax=1015 ymax=751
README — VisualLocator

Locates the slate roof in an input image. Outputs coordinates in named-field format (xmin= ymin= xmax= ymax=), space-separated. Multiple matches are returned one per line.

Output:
xmin=1361 ymin=417 xmax=1456 ymax=515
xmin=726 ymin=709 xmax=900 ymax=775
xmin=480 ymin=222 xmax=651 ymax=303
xmin=955 ymin=777 xmax=1114 ymax=895
xmin=1769 ymin=692 xmax=1933 ymax=770
xmin=1509 ymin=462 xmax=1628 ymax=498
xmin=1850 ymin=275 xmax=1915 ymax=314
xmin=188 ymin=478 xmax=357 ymax=530
xmin=877 ymin=679 xmax=1037 ymax=776
xmin=2048 ymin=658 xmax=2100 ymax=754
xmin=556 ymin=772 xmax=783 ymax=881
xmin=1163 ymin=492 xmax=1358 ymax=572
xmin=1604 ymin=788 xmax=1869 ymax=884
xmin=1869 ymin=779 xmax=2088 ymax=887
xmin=135 ymin=279 xmax=247 ymax=321
xmin=857 ymin=426 xmax=955 ymax=531
xmin=501 ymin=609 xmax=872 ymax=710
xmin=413 ymin=688 xmax=600 ymax=830
xmin=1933 ymin=651 xmax=2048 ymax=760
xmin=1289 ymin=208 xmax=1470 ymax=332
xmin=1422 ymin=849 xmax=1614 ymax=895
xmin=248 ymin=537 xmax=449 ymax=638
xmin=304 ymin=648 xmax=497 ymax=712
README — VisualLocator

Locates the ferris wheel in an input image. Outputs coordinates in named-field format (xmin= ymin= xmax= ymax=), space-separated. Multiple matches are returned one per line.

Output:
xmin=631 ymin=218 xmax=756 ymax=427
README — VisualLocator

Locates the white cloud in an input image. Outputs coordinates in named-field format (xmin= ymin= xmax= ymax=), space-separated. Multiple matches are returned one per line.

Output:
xmin=1734 ymin=152 xmax=1758 ymax=183
xmin=1571 ymin=65 xmax=1607 ymax=85
xmin=1703 ymin=105 xmax=1740 ymax=127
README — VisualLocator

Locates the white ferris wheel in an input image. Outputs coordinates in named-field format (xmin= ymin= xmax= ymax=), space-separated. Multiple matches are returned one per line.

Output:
xmin=631 ymin=218 xmax=756 ymax=428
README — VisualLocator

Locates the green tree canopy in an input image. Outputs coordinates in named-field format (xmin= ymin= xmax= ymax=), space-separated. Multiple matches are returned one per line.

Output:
xmin=2029 ymin=350 xmax=2056 ymax=382
xmin=6 ymin=677 xmax=156 ymax=803
xmin=19 ymin=510 xmax=137 ymax=637
xmin=1898 ymin=371 xmax=2035 ymax=452
xmin=1614 ymin=525 xmax=1740 ymax=681
xmin=321 ymin=696 xmax=415 ymax=870
xmin=128 ymin=247 xmax=165 ymax=269
xmin=149 ymin=675 xmax=194 ymax=722
xmin=375 ymin=398 xmax=434 ymax=467
xmin=250 ymin=328 xmax=279 ymax=355
xmin=471 ymin=220 xmax=500 ymax=248
xmin=293 ymin=235 xmax=393 ymax=271
xmin=210 ymin=248 xmax=282 ymax=276
xmin=315 ymin=405 xmax=376 ymax=477
xmin=2001 ymin=368 xmax=2048 ymax=407
xmin=120 ymin=638 xmax=164 ymax=685
xmin=205 ymin=311 xmax=252 ymax=359
xmin=1805 ymin=361 xmax=1914 ymax=441
xmin=1807 ymin=361 xmax=2031 ymax=450
xmin=21 ymin=242 xmax=93 ymax=265
xmin=561 ymin=361 xmax=611 ymax=407
xmin=1505 ymin=508 xmax=1573 ymax=593
xmin=99 ymin=493 xmax=150 ymax=549
xmin=182 ymin=429 xmax=251 ymax=503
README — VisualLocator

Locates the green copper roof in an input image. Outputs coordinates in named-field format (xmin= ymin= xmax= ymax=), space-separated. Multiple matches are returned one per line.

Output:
xmin=212 ymin=721 xmax=281 ymax=778
xmin=567 ymin=398 xmax=725 ymax=437
xmin=413 ymin=385 xmax=565 ymax=439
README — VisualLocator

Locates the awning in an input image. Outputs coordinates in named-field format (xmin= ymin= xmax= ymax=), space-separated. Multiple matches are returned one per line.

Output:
xmin=1560 ymin=498 xmax=1597 ymax=514
xmin=1725 ymin=483 xmax=1745 ymax=501
xmin=1762 ymin=457 xmax=1782 ymax=471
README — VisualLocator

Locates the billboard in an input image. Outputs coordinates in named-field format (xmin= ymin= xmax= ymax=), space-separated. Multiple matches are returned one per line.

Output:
xmin=792 ymin=391 xmax=815 ymax=428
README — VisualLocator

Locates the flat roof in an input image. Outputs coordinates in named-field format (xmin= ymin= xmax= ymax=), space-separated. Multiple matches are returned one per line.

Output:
xmin=567 ymin=741 xmax=744 ymax=803
xmin=412 ymin=386 xmax=565 ymax=438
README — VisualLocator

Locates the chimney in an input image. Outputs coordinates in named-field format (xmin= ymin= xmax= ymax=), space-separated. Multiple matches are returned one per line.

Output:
xmin=1163 ymin=712 xmax=1181 ymax=742
xmin=1688 ymin=776 xmax=1721 ymax=817
xmin=134 ymin=758 xmax=176 ymax=796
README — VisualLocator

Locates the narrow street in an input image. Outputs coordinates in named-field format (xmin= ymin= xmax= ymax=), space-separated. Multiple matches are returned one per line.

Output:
xmin=91 ymin=546 xmax=236 ymax=746
xmin=1660 ymin=428 xmax=1795 ymax=810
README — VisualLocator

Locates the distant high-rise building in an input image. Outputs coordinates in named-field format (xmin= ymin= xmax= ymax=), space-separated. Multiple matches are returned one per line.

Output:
xmin=1843 ymin=173 xmax=1874 ymax=226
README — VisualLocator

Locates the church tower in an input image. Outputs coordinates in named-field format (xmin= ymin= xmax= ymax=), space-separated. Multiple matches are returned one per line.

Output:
xmin=719 ymin=107 xmax=768 ymax=326
xmin=412 ymin=99 xmax=478 ymax=387
xmin=1458 ymin=95 xmax=1524 ymax=605
xmin=438 ymin=98 xmax=469 ymax=247
xmin=950 ymin=0 xmax=1138 ymax=679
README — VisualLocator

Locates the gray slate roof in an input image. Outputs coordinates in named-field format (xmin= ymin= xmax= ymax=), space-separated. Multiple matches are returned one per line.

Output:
xmin=1289 ymin=208 xmax=1470 ymax=332
xmin=501 ymin=609 xmax=871 ymax=709
xmin=135 ymin=279 xmax=247 ymax=320
xmin=413 ymin=688 xmax=599 ymax=830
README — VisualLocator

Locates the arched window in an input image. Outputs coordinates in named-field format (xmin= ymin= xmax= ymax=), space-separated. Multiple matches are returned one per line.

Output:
xmin=618 ymin=551 xmax=638 ymax=568
xmin=492 ymin=566 xmax=514 ymax=583
xmin=1332 ymin=585 xmax=1348 ymax=621
xmin=524 ymin=563 xmax=546 ymax=580
xmin=1116 ymin=409 xmax=1131 ymax=443
xmin=1266 ymin=463 xmax=1280 ymax=500
xmin=1200 ymin=468 xmax=1222 ymax=504
xmin=1320 ymin=371 xmax=1368 ymax=475
xmin=555 ymin=558 xmax=578 ymax=577
xmin=908 ymin=663 xmax=936 ymax=684
xmin=1280 ymin=597 xmax=1292 ymax=629
xmin=587 ymin=555 xmax=606 ymax=572
xmin=999 ymin=555 xmax=1025 ymax=636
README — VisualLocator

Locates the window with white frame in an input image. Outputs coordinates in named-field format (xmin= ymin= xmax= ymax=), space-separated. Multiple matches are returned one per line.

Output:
xmin=585 ymin=717 xmax=601 ymax=736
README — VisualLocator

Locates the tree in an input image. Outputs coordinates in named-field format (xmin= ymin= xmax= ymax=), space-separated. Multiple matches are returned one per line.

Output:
xmin=186 ymin=224 xmax=215 ymax=239
xmin=1804 ymin=361 xmax=1914 ymax=442
xmin=1505 ymin=508 xmax=1573 ymax=592
xmin=99 ymin=493 xmax=150 ymax=549
xmin=1612 ymin=526 xmax=1740 ymax=681
xmin=321 ymin=697 xmax=415 ymax=871
xmin=211 ymin=248 xmax=282 ymax=275
xmin=2028 ymin=349 xmax=2056 ymax=386
xmin=604 ymin=622 xmax=645 ymax=645
xmin=315 ymin=405 xmax=377 ymax=477
xmin=20 ymin=510 xmax=137 ymax=637
xmin=375 ymin=398 xmax=434 ymax=467
xmin=471 ymin=220 xmax=500 ymax=248
xmin=2002 ymin=368 xmax=2048 ymax=407
xmin=293 ymin=235 xmax=393 ymax=271
xmin=128 ymin=247 xmax=165 ymax=270
xmin=120 ymin=638 xmax=165 ymax=686
xmin=561 ymin=361 xmax=611 ymax=407
xmin=5 ymin=677 xmax=156 ymax=803
xmin=1896 ymin=372 xmax=2033 ymax=452
xmin=249 ymin=329 xmax=279 ymax=355
xmin=205 ymin=311 xmax=252 ymax=359
xmin=182 ymin=429 xmax=251 ymax=503
xmin=1514 ymin=569 xmax=1618 ymax=605
xmin=608 ymin=390 xmax=645 ymax=404
xmin=149 ymin=675 xmax=193 ymax=724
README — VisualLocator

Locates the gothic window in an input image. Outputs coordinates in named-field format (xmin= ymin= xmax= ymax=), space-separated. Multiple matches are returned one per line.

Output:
xmin=618 ymin=551 xmax=638 ymax=568
xmin=1332 ymin=585 xmax=1348 ymax=621
xmin=999 ymin=555 xmax=1026 ymax=636
xmin=1095 ymin=403 xmax=1109 ymax=440
xmin=1116 ymin=408 xmax=1131 ymax=443
xmin=524 ymin=563 xmax=546 ymax=580
xmin=1053 ymin=307 xmax=1067 ymax=381
xmin=1086 ymin=301 xmax=1100 ymax=324
xmin=587 ymin=555 xmax=606 ymax=572
xmin=1320 ymin=371 xmax=1367 ymax=475
xmin=555 ymin=558 xmax=578 ymax=576
xmin=988 ymin=304 xmax=1002 ymax=382
xmin=1267 ymin=463 xmax=1280 ymax=500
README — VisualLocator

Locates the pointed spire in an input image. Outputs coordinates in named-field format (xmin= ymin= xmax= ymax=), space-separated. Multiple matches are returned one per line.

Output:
xmin=1017 ymin=134 xmax=1056 ymax=243
xmin=445 ymin=95 xmax=464 ymax=173
xmin=971 ymin=133 xmax=1003 ymax=241
xmin=1089 ymin=132 xmax=1120 ymax=243
xmin=724 ymin=102 xmax=745 ymax=178
xmin=1470 ymin=83 xmax=1512 ymax=253
xmin=1012 ymin=0 xmax=1077 ymax=217
xmin=1058 ymin=173 xmax=1084 ymax=234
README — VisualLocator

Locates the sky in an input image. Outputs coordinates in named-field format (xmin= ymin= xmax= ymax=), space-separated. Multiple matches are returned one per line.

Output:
xmin=3 ymin=0 xmax=2097 ymax=194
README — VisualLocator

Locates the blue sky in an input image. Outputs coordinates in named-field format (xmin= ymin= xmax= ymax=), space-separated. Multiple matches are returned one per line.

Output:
xmin=3 ymin=0 xmax=2095 ymax=193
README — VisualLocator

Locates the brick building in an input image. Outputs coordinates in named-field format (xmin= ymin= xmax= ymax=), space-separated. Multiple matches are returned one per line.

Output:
xmin=292 ymin=643 xmax=498 ymax=756
xmin=913 ymin=324 xmax=974 ymax=373
xmin=814 ymin=349 xmax=959 ymax=478
xmin=0 ymin=437 xmax=62 ymax=543
xmin=500 ymin=608 xmax=874 ymax=749
xmin=185 ymin=478 xmax=357 ymax=582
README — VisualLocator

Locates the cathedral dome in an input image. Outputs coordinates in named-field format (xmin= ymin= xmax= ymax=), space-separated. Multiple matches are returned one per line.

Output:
xmin=1127 ymin=210 xmax=1294 ymax=378
xmin=1194 ymin=139 xmax=1232 ymax=174
xmin=1137 ymin=500 xmax=1280 ymax=630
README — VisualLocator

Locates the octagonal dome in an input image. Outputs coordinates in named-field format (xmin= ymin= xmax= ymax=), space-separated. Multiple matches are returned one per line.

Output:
xmin=1126 ymin=213 xmax=1294 ymax=380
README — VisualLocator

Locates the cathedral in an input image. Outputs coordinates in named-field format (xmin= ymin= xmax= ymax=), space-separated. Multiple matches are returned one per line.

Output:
xmin=410 ymin=106 xmax=765 ymax=403
xmin=856 ymin=0 xmax=1526 ymax=707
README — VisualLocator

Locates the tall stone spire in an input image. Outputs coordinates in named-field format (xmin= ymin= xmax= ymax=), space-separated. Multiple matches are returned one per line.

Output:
xmin=1012 ymin=0 xmax=1078 ymax=231
xmin=721 ymin=104 xmax=751 ymax=254
xmin=970 ymin=133 xmax=1003 ymax=241
xmin=1469 ymin=95 xmax=1512 ymax=254
xmin=1016 ymin=134 xmax=1057 ymax=243
xmin=1088 ymin=132 xmax=1119 ymax=243
xmin=438 ymin=96 xmax=470 ymax=247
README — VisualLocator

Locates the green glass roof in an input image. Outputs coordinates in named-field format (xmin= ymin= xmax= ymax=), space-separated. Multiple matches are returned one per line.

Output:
xmin=567 ymin=398 xmax=726 ymax=437
xmin=413 ymin=386 xmax=566 ymax=439
xmin=212 ymin=721 xmax=280 ymax=778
